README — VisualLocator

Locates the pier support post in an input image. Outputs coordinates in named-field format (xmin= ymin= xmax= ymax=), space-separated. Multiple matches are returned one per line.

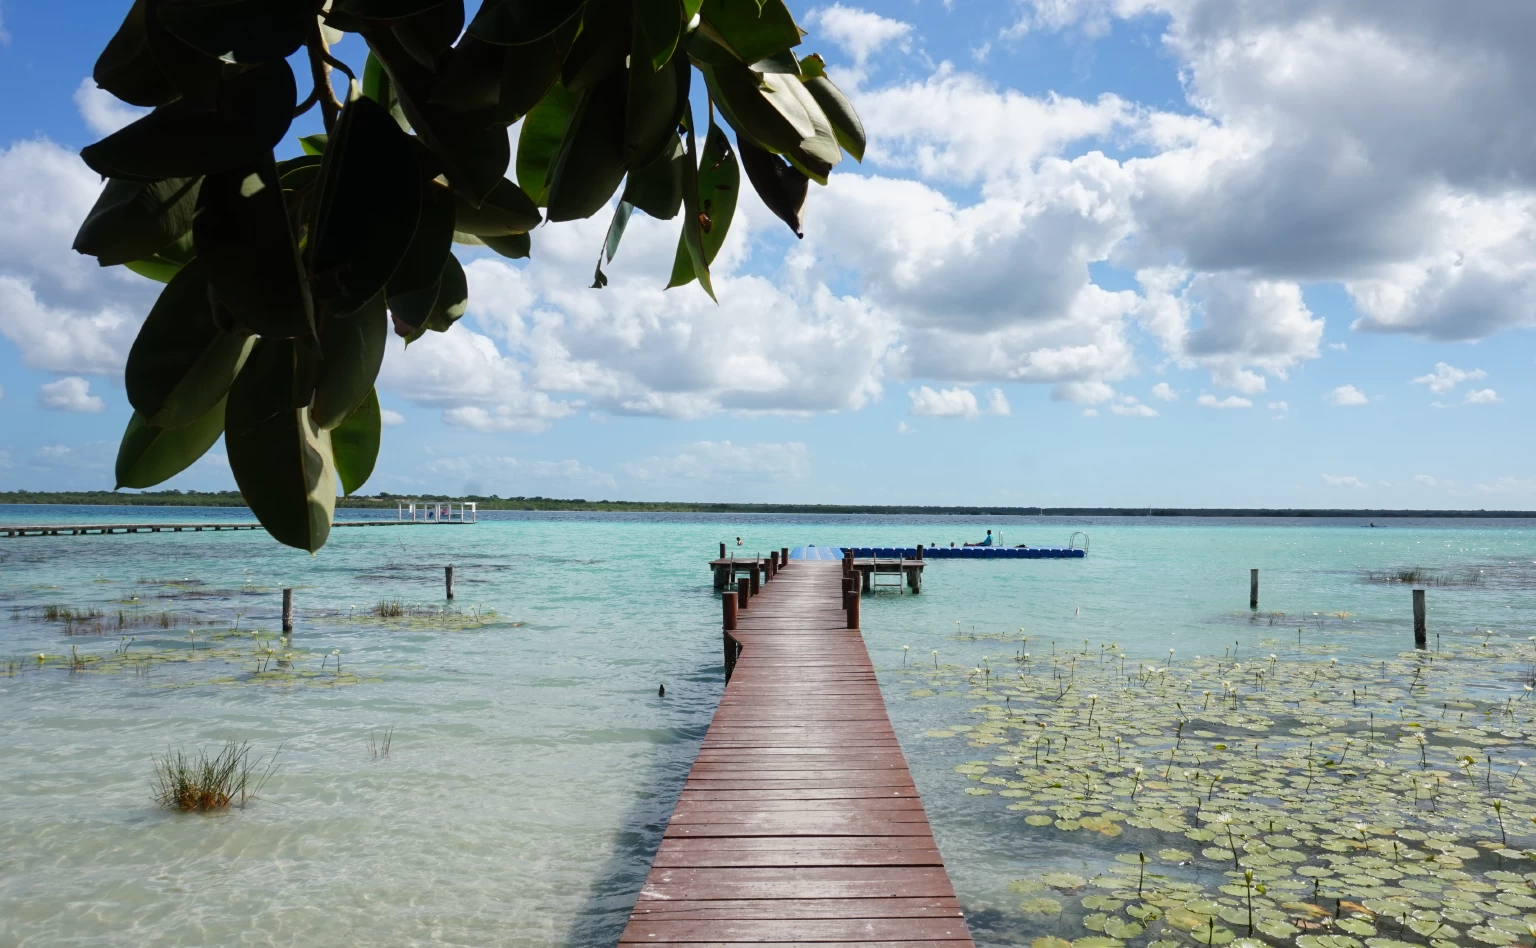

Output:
xmin=770 ymin=551 xmax=779 ymax=577
xmin=1249 ymin=569 xmax=1259 ymax=610
xmin=723 ymin=592 xmax=739 ymax=680
xmin=720 ymin=542 xmax=726 ymax=559
xmin=862 ymin=567 xmax=872 ymax=594
xmin=282 ymin=588 xmax=293 ymax=634
xmin=737 ymin=577 xmax=750 ymax=610
xmin=847 ymin=587 xmax=860 ymax=629
xmin=1413 ymin=589 xmax=1427 ymax=649
xmin=446 ymin=565 xmax=455 ymax=600
xmin=750 ymin=565 xmax=761 ymax=596
xmin=781 ymin=546 xmax=789 ymax=567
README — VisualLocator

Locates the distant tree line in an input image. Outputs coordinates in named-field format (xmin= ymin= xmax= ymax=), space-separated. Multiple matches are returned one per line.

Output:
xmin=2 ymin=491 xmax=1534 ymax=518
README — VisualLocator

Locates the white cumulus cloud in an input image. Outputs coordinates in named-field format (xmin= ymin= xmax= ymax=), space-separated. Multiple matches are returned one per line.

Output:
xmin=1411 ymin=362 xmax=1487 ymax=394
xmin=909 ymin=386 xmax=979 ymax=418
xmin=1325 ymin=385 xmax=1369 ymax=406
xmin=1464 ymin=388 xmax=1502 ymax=404
xmin=1196 ymin=394 xmax=1252 ymax=409
xmin=38 ymin=376 xmax=104 ymax=413
xmin=806 ymin=4 xmax=913 ymax=66
xmin=621 ymin=442 xmax=811 ymax=483
xmin=1150 ymin=382 xmax=1178 ymax=401
xmin=1321 ymin=474 xmax=1368 ymax=488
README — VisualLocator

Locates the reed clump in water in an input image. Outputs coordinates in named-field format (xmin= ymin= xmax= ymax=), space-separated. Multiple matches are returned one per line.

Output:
xmin=367 ymin=727 xmax=394 ymax=759
xmin=151 ymin=741 xmax=277 ymax=812
xmin=374 ymin=599 xmax=406 ymax=618
xmin=1365 ymin=567 xmax=1482 ymax=587
xmin=32 ymin=604 xmax=200 ymax=635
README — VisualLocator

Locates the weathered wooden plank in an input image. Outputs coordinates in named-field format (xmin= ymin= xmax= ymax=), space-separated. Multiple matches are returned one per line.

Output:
xmin=620 ymin=918 xmax=972 ymax=942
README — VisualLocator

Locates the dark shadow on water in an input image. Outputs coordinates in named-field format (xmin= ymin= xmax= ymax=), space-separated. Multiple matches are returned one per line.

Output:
xmin=561 ymin=662 xmax=722 ymax=946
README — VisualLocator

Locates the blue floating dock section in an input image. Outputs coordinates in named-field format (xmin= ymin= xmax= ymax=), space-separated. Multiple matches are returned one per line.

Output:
xmin=790 ymin=545 xmax=1084 ymax=560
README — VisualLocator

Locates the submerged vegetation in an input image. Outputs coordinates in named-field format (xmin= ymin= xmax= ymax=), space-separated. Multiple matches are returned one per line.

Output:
xmin=1366 ymin=569 xmax=1486 ymax=588
xmin=906 ymin=631 xmax=1536 ymax=947
xmin=151 ymin=741 xmax=277 ymax=812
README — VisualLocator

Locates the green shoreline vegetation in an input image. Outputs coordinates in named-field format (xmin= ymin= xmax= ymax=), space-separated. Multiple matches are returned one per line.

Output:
xmin=3 ymin=490 xmax=1535 ymax=519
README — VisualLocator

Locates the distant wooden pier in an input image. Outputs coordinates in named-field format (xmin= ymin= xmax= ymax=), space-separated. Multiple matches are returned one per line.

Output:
xmin=3 ymin=499 xmax=479 ymax=538
xmin=620 ymin=557 xmax=974 ymax=947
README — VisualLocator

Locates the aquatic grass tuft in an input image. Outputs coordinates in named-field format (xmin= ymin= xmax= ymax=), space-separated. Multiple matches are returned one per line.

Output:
xmin=367 ymin=727 xmax=394 ymax=759
xmin=1365 ymin=567 xmax=1483 ymax=587
xmin=151 ymin=741 xmax=277 ymax=812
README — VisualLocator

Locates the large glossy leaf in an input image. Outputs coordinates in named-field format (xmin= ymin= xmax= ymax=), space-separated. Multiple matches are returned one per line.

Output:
xmin=699 ymin=0 xmax=801 ymax=64
xmin=308 ymin=94 xmax=422 ymax=316
xmin=624 ymin=35 xmax=688 ymax=167
xmin=80 ymin=60 xmax=297 ymax=180
xmin=592 ymin=200 xmax=632 ymax=287
xmin=225 ymin=338 xmax=336 ymax=552
xmin=124 ymin=231 xmax=195 ymax=283
xmin=779 ymin=74 xmax=841 ymax=183
xmin=336 ymin=0 xmax=452 ymax=17
xmin=384 ymin=181 xmax=453 ymax=333
xmin=634 ymin=0 xmax=682 ymax=71
xmin=545 ymin=73 xmax=627 ymax=222
xmin=621 ymin=136 xmax=684 ymax=219
xmin=737 ymin=133 xmax=807 ymax=237
xmin=467 ymin=0 xmax=583 ymax=45
xmin=126 ymin=259 xmax=255 ymax=428
xmin=516 ymin=81 xmax=576 ymax=206
xmin=159 ymin=0 xmax=321 ymax=64
xmin=670 ymin=110 xmax=714 ymax=300
xmin=73 ymin=176 xmax=201 ymax=267
xmin=144 ymin=0 xmax=225 ymax=107
xmin=480 ymin=233 xmax=531 ymax=259
xmin=194 ymin=155 xmax=314 ymax=338
xmin=453 ymin=177 xmax=541 ymax=236
xmin=94 ymin=0 xmax=178 ymax=107
xmin=361 ymin=50 xmax=411 ymax=131
xmin=702 ymin=59 xmax=813 ymax=154
xmin=115 ymin=398 xmax=228 ymax=489
xmin=390 ymin=0 xmax=465 ymax=68
xmin=312 ymin=294 xmax=387 ymax=429
xmin=331 ymin=388 xmax=382 ymax=496
xmin=365 ymin=28 xmax=511 ymax=205
xmin=800 ymin=55 xmax=864 ymax=161
xmin=561 ymin=0 xmax=629 ymax=94
xmin=669 ymin=122 xmax=737 ymax=290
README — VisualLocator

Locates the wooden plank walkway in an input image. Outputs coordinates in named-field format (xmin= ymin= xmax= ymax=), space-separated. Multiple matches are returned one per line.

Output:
xmin=620 ymin=560 xmax=975 ymax=947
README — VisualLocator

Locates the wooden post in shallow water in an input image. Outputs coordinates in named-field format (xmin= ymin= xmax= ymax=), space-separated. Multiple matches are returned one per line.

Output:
xmin=847 ymin=585 xmax=860 ymax=629
xmin=281 ymin=588 xmax=293 ymax=633
xmin=750 ymin=564 xmax=761 ymax=596
xmin=737 ymin=577 xmax=750 ymax=610
xmin=781 ymin=546 xmax=789 ymax=566
xmin=723 ymin=592 xmax=739 ymax=679
xmin=719 ymin=542 xmax=726 ymax=559
xmin=1413 ymin=589 xmax=1427 ymax=649
xmin=1250 ymin=569 xmax=1259 ymax=610
xmin=723 ymin=590 xmax=738 ymax=632
xmin=445 ymin=565 xmax=455 ymax=600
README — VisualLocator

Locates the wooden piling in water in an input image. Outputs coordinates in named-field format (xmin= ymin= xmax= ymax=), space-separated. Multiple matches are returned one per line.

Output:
xmin=1413 ymin=589 xmax=1427 ymax=649
xmin=737 ymin=577 xmax=750 ymax=610
xmin=282 ymin=588 xmax=293 ymax=633
xmin=723 ymin=593 xmax=739 ymax=679
xmin=445 ymin=565 xmax=455 ymax=600
xmin=847 ymin=585 xmax=860 ymax=629
xmin=719 ymin=542 xmax=726 ymax=559
xmin=750 ymin=565 xmax=761 ymax=596
xmin=780 ymin=545 xmax=789 ymax=566
xmin=1250 ymin=568 xmax=1259 ymax=610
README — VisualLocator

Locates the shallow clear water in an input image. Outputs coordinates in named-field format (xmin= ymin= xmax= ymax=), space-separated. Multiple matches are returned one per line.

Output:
xmin=2 ymin=506 xmax=1533 ymax=946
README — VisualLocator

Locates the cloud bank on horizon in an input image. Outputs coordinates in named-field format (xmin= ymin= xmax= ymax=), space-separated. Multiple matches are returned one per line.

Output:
xmin=0 ymin=0 xmax=1531 ymax=503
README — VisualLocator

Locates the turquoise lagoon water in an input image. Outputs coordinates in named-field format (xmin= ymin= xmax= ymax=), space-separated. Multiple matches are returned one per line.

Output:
xmin=2 ymin=506 xmax=1535 ymax=946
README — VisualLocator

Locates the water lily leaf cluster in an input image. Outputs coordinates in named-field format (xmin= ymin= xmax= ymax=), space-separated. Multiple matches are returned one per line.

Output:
xmin=903 ymin=632 xmax=1536 ymax=947
xmin=77 ymin=0 xmax=864 ymax=551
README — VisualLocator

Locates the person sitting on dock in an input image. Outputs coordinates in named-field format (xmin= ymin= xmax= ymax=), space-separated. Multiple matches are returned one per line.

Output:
xmin=964 ymin=530 xmax=994 ymax=547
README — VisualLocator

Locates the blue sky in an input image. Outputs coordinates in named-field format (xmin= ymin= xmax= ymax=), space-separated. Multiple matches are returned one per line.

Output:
xmin=1 ymin=0 xmax=1533 ymax=507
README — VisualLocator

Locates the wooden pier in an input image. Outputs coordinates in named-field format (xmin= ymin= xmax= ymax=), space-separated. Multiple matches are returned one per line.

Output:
xmin=620 ymin=559 xmax=974 ymax=947
xmin=1 ymin=520 xmax=471 ymax=538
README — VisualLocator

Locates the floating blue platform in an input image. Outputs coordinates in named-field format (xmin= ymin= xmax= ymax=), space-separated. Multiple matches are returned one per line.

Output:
xmin=790 ymin=545 xmax=1085 ymax=560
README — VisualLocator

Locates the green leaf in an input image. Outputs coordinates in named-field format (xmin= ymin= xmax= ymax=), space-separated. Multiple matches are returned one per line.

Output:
xmin=668 ymin=121 xmax=737 ymax=291
xmin=801 ymin=63 xmax=865 ymax=161
xmin=433 ymin=20 xmax=577 ymax=125
xmin=634 ymin=0 xmax=682 ymax=71
xmin=388 ymin=0 xmax=465 ymax=69
xmin=737 ymin=132 xmax=806 ymax=237
xmin=454 ymin=177 xmax=541 ymax=236
xmin=115 ymin=399 xmax=228 ymax=490
xmin=545 ymin=73 xmax=627 ymax=222
xmin=308 ymin=94 xmax=423 ymax=317
xmin=299 ymin=134 xmax=328 ymax=156
xmin=125 ymin=257 xmax=184 ymax=283
xmin=311 ymin=294 xmax=387 ymax=429
xmin=699 ymin=0 xmax=801 ymax=65
xmin=480 ymin=233 xmax=531 ymax=259
xmin=424 ymin=253 xmax=468 ymax=332
xmin=702 ymin=58 xmax=812 ymax=154
xmin=126 ymin=259 xmax=256 ymax=429
xmin=194 ymin=154 xmax=315 ymax=338
xmin=144 ymin=0 xmax=225 ymax=107
xmin=362 ymin=50 xmax=411 ymax=132
xmin=331 ymin=388 xmax=382 ymax=496
xmin=224 ymin=338 xmax=337 ymax=552
xmin=621 ymin=136 xmax=684 ymax=220
xmin=624 ymin=34 xmax=689 ymax=166
xmin=365 ymin=28 xmax=511 ymax=205
xmin=385 ymin=182 xmax=454 ymax=331
xmin=159 ymin=0 xmax=321 ymax=64
xmin=336 ymin=0 xmax=450 ymax=17
xmin=669 ymin=111 xmax=714 ymax=299
xmin=467 ymin=0 xmax=584 ymax=46
xmin=73 ymin=176 xmax=201 ymax=267
xmin=94 ymin=0 xmax=178 ymax=107
xmin=561 ymin=0 xmax=630 ymax=94
xmin=516 ymin=80 xmax=576 ymax=206
xmin=80 ymin=60 xmax=297 ymax=180
xmin=592 ymin=200 xmax=632 ymax=288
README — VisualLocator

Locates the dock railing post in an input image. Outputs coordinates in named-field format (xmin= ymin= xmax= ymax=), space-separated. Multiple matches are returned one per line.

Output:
xmin=847 ymin=585 xmax=860 ymax=629
xmin=446 ymin=565 xmax=455 ymax=600
xmin=781 ymin=546 xmax=789 ymax=567
xmin=750 ymin=564 xmax=761 ymax=596
xmin=737 ymin=577 xmax=750 ymax=610
xmin=723 ymin=592 xmax=739 ymax=680
xmin=1413 ymin=589 xmax=1427 ymax=649
xmin=282 ymin=588 xmax=293 ymax=634
xmin=720 ymin=542 xmax=726 ymax=559
xmin=1249 ymin=569 xmax=1259 ymax=610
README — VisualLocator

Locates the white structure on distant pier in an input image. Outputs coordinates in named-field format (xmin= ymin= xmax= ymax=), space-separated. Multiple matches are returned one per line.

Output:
xmin=396 ymin=500 xmax=477 ymax=523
